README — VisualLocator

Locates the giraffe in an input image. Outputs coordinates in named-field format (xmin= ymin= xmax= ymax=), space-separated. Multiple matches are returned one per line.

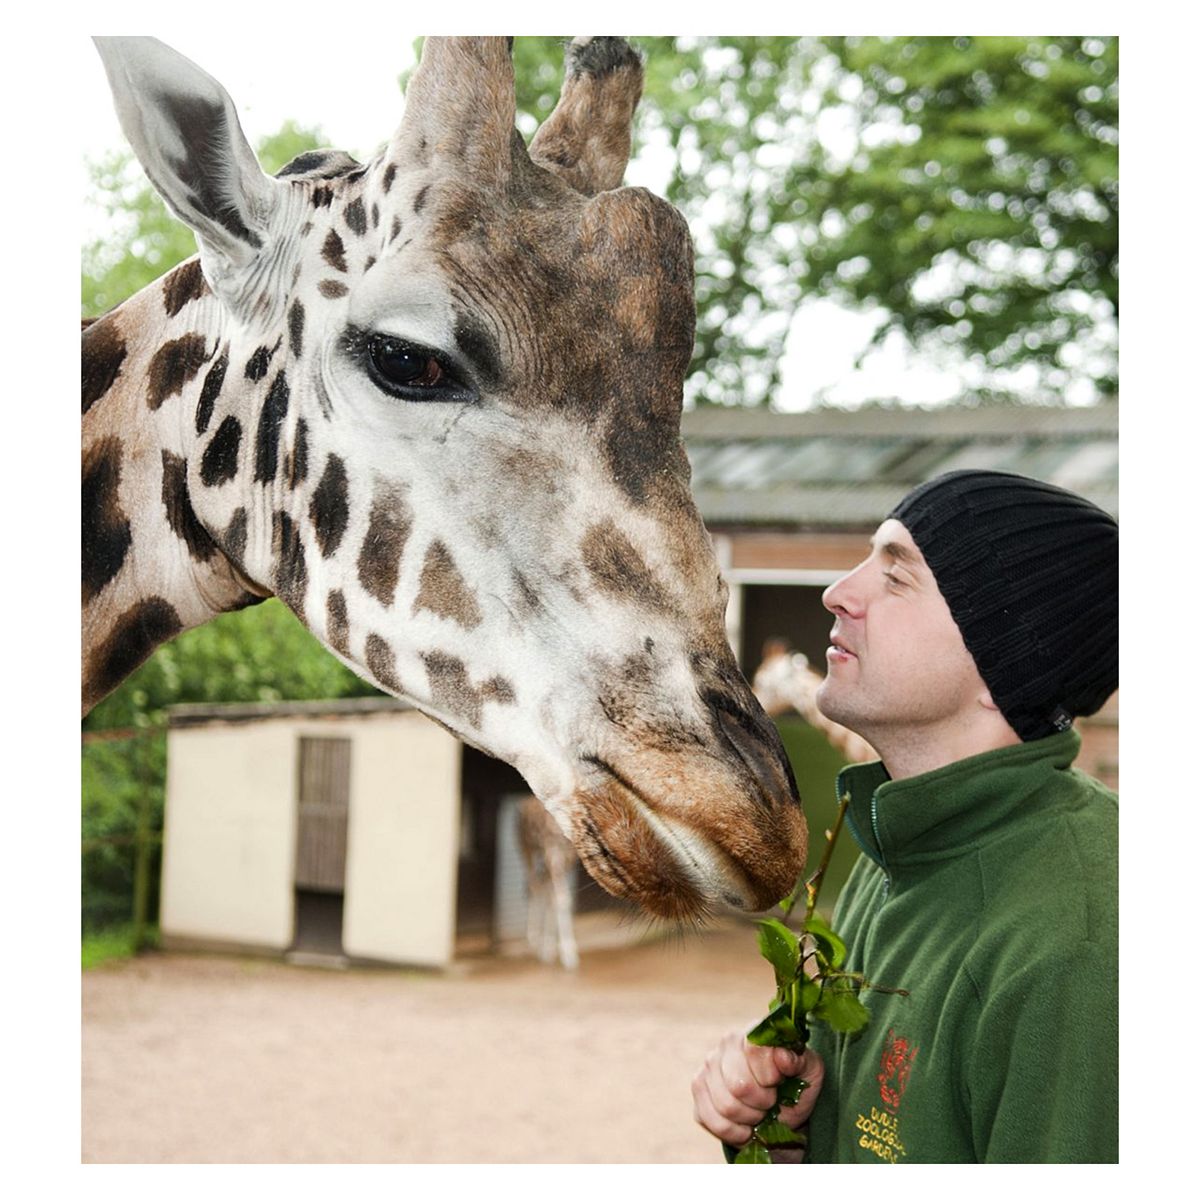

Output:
xmin=82 ymin=36 xmax=808 ymax=925
xmin=516 ymin=794 xmax=580 ymax=970
xmin=752 ymin=639 xmax=877 ymax=764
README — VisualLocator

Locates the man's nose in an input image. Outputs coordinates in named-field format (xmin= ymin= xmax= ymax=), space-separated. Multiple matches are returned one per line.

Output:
xmin=823 ymin=565 xmax=864 ymax=617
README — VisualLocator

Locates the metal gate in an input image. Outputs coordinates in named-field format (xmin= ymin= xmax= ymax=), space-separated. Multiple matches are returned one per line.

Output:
xmin=294 ymin=737 xmax=351 ymax=892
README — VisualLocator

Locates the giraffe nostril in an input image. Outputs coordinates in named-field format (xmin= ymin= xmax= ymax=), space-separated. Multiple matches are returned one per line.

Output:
xmin=709 ymin=695 xmax=800 ymax=812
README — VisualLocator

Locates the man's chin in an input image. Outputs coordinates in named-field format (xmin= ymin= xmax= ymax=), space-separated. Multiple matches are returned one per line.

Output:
xmin=814 ymin=682 xmax=858 ymax=733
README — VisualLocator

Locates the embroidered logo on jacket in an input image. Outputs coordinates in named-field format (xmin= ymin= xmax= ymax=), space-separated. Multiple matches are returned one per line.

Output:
xmin=854 ymin=1028 xmax=920 ymax=1163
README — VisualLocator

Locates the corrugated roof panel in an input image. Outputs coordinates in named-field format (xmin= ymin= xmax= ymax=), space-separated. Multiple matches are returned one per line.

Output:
xmin=1048 ymin=440 xmax=1120 ymax=489
xmin=680 ymin=403 xmax=1118 ymax=526
xmin=875 ymin=438 xmax=968 ymax=484
xmin=708 ymin=441 xmax=803 ymax=488
xmin=927 ymin=440 xmax=1030 ymax=475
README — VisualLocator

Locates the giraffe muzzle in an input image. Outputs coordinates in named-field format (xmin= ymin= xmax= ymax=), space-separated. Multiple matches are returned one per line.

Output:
xmin=567 ymin=740 xmax=807 ymax=922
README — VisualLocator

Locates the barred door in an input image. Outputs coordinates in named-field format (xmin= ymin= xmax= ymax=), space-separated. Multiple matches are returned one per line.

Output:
xmin=294 ymin=737 xmax=351 ymax=893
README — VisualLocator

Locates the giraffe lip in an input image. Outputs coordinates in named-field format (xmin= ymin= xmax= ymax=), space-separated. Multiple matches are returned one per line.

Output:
xmin=571 ymin=755 xmax=753 ymax=920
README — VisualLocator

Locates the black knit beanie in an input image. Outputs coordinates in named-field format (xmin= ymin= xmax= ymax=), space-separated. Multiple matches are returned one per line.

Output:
xmin=888 ymin=470 xmax=1118 ymax=742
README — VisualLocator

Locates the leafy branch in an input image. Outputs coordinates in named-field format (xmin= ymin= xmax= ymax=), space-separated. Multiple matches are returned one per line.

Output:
xmin=731 ymin=795 xmax=906 ymax=1164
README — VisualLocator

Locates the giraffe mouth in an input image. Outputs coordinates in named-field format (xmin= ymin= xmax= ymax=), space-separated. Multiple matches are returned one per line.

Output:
xmin=568 ymin=756 xmax=750 ymax=922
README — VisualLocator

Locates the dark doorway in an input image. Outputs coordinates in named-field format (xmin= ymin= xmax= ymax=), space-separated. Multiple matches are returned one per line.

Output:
xmin=740 ymin=583 xmax=833 ymax=674
xmin=291 ymin=736 xmax=351 ymax=956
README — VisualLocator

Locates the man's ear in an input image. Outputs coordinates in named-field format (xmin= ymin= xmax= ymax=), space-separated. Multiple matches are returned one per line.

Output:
xmin=94 ymin=38 xmax=286 ymax=305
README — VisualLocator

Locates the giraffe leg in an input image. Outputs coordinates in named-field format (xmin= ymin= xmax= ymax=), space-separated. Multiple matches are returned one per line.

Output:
xmin=549 ymin=853 xmax=579 ymax=970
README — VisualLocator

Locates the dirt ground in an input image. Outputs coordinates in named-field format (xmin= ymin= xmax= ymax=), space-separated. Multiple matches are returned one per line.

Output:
xmin=81 ymin=918 xmax=771 ymax=1164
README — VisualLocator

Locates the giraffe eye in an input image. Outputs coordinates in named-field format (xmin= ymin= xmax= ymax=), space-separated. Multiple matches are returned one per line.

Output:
xmin=364 ymin=333 xmax=467 ymax=400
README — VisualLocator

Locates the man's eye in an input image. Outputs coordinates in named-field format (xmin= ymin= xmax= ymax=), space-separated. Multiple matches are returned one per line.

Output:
xmin=884 ymin=571 xmax=905 ymax=588
xmin=366 ymin=335 xmax=451 ymax=393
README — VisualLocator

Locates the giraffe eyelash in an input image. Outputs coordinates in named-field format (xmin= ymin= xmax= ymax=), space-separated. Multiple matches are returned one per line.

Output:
xmin=341 ymin=325 xmax=476 ymax=403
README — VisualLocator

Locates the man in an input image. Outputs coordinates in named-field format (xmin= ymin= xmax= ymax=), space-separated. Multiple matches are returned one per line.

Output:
xmin=692 ymin=470 xmax=1118 ymax=1163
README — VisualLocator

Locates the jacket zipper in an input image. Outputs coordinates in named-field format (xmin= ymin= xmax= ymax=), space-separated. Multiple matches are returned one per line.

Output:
xmin=870 ymin=791 xmax=892 ymax=900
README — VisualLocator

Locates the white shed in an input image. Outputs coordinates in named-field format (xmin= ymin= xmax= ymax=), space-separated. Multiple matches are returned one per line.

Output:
xmin=160 ymin=697 xmax=625 ymax=968
xmin=162 ymin=699 xmax=468 ymax=967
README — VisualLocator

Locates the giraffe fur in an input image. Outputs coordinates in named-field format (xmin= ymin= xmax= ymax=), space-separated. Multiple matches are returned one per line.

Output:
xmin=82 ymin=36 xmax=808 ymax=922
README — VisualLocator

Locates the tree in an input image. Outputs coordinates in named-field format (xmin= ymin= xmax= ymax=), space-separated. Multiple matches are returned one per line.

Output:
xmin=507 ymin=36 xmax=1117 ymax=406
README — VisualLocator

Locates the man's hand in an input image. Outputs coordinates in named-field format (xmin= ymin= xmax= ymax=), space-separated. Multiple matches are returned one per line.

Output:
xmin=691 ymin=1030 xmax=825 ymax=1149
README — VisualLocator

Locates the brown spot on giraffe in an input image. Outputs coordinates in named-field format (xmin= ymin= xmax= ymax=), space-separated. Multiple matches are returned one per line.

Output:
xmin=81 ymin=435 xmax=132 ymax=604
xmin=220 ymin=507 xmax=249 ymax=565
xmin=194 ymin=349 xmax=229 ymax=435
xmin=421 ymin=651 xmax=484 ymax=727
xmin=357 ymin=486 xmax=413 ymax=606
xmin=83 ymin=598 xmax=183 ymax=712
xmin=160 ymin=450 xmax=217 ymax=563
xmin=326 ymin=590 xmax=350 ymax=656
xmin=309 ymin=453 xmax=350 ymax=557
xmin=580 ymin=520 xmax=674 ymax=613
xmin=481 ymin=675 xmax=516 ymax=705
xmin=253 ymin=372 xmax=290 ymax=483
xmin=161 ymin=257 xmax=208 ymax=317
xmin=146 ymin=333 xmax=209 ymax=410
xmin=82 ymin=313 xmax=128 ymax=415
xmin=288 ymin=299 xmax=306 ymax=357
xmin=321 ymin=228 xmax=347 ymax=272
xmin=365 ymin=633 xmax=402 ymax=693
xmin=272 ymin=510 xmax=307 ymax=612
xmin=413 ymin=540 xmax=482 ymax=629
xmin=344 ymin=196 xmax=367 ymax=235
xmin=286 ymin=418 xmax=310 ymax=489
xmin=200 ymin=415 xmax=242 ymax=486
xmin=244 ymin=341 xmax=278 ymax=381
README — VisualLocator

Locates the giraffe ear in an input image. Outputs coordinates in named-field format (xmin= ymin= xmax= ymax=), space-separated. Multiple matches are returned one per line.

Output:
xmin=94 ymin=37 xmax=284 ymax=278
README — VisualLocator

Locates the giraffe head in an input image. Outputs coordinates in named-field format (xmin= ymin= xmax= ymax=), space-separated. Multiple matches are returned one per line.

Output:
xmin=89 ymin=36 xmax=806 ymax=921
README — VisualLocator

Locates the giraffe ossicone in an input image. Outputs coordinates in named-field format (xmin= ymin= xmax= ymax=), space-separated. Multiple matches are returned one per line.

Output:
xmin=82 ymin=35 xmax=807 ymax=921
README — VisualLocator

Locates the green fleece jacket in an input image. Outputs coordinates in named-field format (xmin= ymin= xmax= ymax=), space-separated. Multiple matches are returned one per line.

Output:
xmin=804 ymin=730 xmax=1117 ymax=1163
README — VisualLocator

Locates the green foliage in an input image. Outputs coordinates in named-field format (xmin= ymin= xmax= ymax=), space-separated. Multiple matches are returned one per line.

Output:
xmin=81 ymin=601 xmax=380 ymax=933
xmin=500 ymin=36 xmax=1118 ymax=404
xmin=796 ymin=37 xmax=1118 ymax=397
xmin=83 ymin=600 xmax=380 ymax=734
xmin=81 ymin=732 xmax=165 ymax=931
xmin=82 ymin=924 xmax=159 ymax=969
xmin=733 ymin=792 xmax=902 ymax=1164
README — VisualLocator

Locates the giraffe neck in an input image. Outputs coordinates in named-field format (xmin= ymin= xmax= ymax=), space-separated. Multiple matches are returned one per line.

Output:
xmin=81 ymin=263 xmax=266 ymax=714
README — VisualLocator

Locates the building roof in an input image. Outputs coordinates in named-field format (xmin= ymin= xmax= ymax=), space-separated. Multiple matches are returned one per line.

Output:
xmin=680 ymin=402 xmax=1118 ymax=529
xmin=168 ymin=697 xmax=412 ymax=727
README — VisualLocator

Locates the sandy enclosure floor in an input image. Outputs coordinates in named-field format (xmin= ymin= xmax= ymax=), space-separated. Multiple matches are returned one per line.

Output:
xmin=82 ymin=920 xmax=771 ymax=1164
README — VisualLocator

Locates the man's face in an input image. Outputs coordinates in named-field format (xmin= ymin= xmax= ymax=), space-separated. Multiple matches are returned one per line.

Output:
xmin=816 ymin=518 xmax=991 ymax=741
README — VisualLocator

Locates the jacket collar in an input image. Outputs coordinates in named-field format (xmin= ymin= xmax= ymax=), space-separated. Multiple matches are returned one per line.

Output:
xmin=838 ymin=730 xmax=1082 ymax=873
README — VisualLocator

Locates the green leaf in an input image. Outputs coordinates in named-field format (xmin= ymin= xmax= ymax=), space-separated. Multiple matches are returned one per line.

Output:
xmin=799 ymin=976 xmax=822 ymax=1013
xmin=733 ymin=1140 xmax=771 ymax=1164
xmin=812 ymin=982 xmax=871 ymax=1034
xmin=804 ymin=912 xmax=847 ymax=970
xmin=777 ymin=1076 xmax=811 ymax=1107
xmin=757 ymin=918 xmax=801 ymax=989
xmin=754 ymin=1119 xmax=807 ymax=1147
xmin=746 ymin=1002 xmax=801 ymax=1047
